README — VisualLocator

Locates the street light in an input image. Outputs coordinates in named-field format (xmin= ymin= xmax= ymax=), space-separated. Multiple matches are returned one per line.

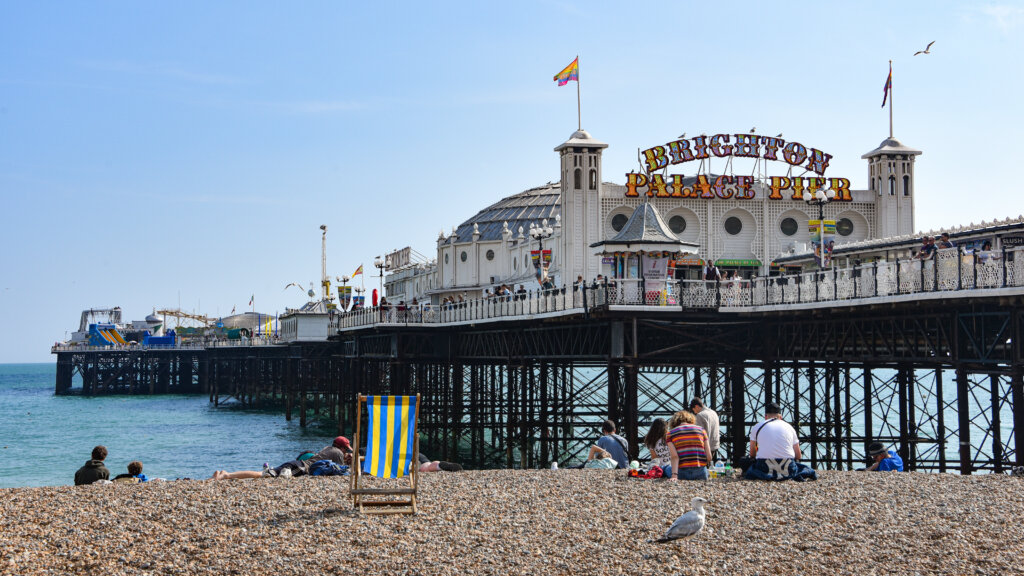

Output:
xmin=529 ymin=219 xmax=555 ymax=286
xmin=373 ymin=256 xmax=385 ymax=301
xmin=803 ymin=186 xmax=836 ymax=268
xmin=529 ymin=218 xmax=554 ymax=251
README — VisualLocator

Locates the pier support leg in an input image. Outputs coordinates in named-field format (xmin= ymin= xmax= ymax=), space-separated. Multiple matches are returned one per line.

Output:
xmin=1013 ymin=369 xmax=1024 ymax=470
xmin=956 ymin=367 xmax=972 ymax=475
xmin=730 ymin=364 xmax=745 ymax=465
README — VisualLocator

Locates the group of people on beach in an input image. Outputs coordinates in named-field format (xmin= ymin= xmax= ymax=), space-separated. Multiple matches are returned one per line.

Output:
xmin=74 ymin=445 xmax=149 ymax=485
xmin=584 ymin=397 xmax=902 ymax=481
xmin=74 ymin=401 xmax=905 ymax=486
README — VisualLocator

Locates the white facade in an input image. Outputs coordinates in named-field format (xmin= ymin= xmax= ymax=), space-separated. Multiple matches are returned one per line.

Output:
xmin=386 ymin=130 xmax=920 ymax=303
xmin=280 ymin=311 xmax=331 ymax=342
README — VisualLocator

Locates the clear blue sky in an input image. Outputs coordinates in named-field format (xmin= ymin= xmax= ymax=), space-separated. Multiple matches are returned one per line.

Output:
xmin=2 ymin=2 xmax=1022 ymax=362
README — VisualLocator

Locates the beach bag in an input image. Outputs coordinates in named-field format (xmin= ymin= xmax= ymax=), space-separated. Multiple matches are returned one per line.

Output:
xmin=308 ymin=459 xmax=348 ymax=476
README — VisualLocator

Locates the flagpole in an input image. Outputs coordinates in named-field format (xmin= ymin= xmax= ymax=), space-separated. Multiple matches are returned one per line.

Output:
xmin=576 ymin=55 xmax=581 ymax=130
xmin=889 ymin=59 xmax=893 ymax=138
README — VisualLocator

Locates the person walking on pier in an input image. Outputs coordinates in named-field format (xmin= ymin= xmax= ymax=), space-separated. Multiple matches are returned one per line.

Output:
xmin=689 ymin=398 xmax=720 ymax=462
xmin=74 ymin=446 xmax=110 ymax=485
xmin=596 ymin=419 xmax=630 ymax=469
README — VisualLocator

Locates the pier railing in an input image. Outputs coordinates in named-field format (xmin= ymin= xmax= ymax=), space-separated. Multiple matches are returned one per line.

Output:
xmin=334 ymin=246 xmax=1024 ymax=330
xmin=50 ymin=337 xmax=282 ymax=353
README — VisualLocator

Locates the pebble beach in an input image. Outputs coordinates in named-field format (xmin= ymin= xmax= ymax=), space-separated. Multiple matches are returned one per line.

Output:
xmin=2 ymin=470 xmax=1022 ymax=575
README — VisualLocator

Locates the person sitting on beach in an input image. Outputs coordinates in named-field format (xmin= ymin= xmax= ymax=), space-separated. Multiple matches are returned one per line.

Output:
xmin=666 ymin=410 xmax=711 ymax=481
xmin=643 ymin=418 xmax=671 ymax=475
xmin=743 ymin=402 xmax=816 ymax=481
xmin=596 ymin=419 xmax=630 ymax=469
xmin=583 ymin=446 xmax=618 ymax=469
xmin=74 ymin=445 xmax=110 ymax=485
xmin=113 ymin=460 xmax=148 ymax=483
xmin=865 ymin=442 xmax=903 ymax=472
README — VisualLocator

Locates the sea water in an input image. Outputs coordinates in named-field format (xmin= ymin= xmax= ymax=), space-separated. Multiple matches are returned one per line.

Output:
xmin=0 ymin=363 xmax=340 ymax=488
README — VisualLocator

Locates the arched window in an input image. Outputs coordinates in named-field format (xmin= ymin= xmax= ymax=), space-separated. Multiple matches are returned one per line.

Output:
xmin=574 ymin=168 xmax=582 ymax=189
xmin=903 ymin=175 xmax=910 ymax=196
xmin=888 ymin=175 xmax=896 ymax=196
xmin=589 ymin=169 xmax=597 ymax=190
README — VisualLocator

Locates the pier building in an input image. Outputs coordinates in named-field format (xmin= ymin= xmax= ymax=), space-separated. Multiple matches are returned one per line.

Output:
xmin=391 ymin=129 xmax=922 ymax=303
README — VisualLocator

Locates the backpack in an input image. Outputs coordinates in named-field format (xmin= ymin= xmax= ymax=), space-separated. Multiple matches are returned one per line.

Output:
xmin=308 ymin=459 xmax=348 ymax=476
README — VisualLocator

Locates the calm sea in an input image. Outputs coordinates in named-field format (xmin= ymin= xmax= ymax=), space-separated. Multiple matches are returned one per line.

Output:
xmin=0 ymin=363 xmax=340 ymax=488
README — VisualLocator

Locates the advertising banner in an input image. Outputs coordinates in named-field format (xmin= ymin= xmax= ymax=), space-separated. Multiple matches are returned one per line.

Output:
xmin=809 ymin=219 xmax=836 ymax=267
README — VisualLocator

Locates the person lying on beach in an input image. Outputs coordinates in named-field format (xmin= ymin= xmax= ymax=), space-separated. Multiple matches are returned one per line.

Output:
xmin=211 ymin=436 xmax=355 ymax=480
xmin=113 ymin=460 xmax=148 ymax=483
xmin=583 ymin=446 xmax=618 ymax=469
xmin=418 ymin=453 xmax=462 ymax=472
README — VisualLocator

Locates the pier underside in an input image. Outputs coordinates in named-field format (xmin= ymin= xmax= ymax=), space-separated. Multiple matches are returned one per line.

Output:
xmin=55 ymin=298 xmax=1023 ymax=473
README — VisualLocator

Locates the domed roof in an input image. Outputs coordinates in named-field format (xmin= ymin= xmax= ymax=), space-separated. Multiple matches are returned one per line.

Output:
xmin=554 ymin=128 xmax=608 ymax=151
xmin=443 ymin=183 xmax=561 ymax=244
xmin=862 ymin=137 xmax=922 ymax=159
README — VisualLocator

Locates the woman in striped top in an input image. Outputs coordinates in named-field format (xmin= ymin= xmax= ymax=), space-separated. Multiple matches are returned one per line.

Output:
xmin=667 ymin=410 xmax=711 ymax=481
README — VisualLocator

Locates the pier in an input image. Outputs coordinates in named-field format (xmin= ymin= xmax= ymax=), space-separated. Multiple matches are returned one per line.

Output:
xmin=53 ymin=247 xmax=1024 ymax=473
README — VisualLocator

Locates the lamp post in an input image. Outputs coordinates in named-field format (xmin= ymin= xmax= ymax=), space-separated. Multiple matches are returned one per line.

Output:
xmin=529 ymin=219 xmax=555 ymax=286
xmin=354 ymin=286 xmax=364 ymax=310
xmin=338 ymin=275 xmax=350 ymax=310
xmin=373 ymin=256 xmax=385 ymax=300
xmin=803 ymin=186 xmax=836 ymax=268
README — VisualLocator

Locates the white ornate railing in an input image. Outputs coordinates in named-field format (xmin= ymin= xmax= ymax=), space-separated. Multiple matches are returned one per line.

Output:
xmin=332 ymin=246 xmax=1024 ymax=330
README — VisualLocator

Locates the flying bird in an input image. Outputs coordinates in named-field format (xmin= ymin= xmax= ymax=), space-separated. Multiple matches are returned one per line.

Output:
xmin=776 ymin=133 xmax=783 ymax=138
xmin=652 ymin=497 xmax=708 ymax=543
xmin=914 ymin=41 xmax=935 ymax=56
xmin=677 ymin=132 xmax=687 ymax=139
xmin=283 ymin=282 xmax=306 ymax=294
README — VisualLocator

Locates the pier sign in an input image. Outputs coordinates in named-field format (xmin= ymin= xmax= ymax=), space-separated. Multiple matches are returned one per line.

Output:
xmin=625 ymin=133 xmax=851 ymax=202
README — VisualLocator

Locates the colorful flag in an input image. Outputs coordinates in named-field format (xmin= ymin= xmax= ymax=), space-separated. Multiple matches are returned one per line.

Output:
xmin=352 ymin=264 xmax=363 ymax=277
xmin=554 ymin=57 xmax=579 ymax=86
xmin=881 ymin=63 xmax=892 ymax=108
xmin=248 ymin=294 xmax=254 ymax=306
xmin=230 ymin=306 xmax=236 ymax=314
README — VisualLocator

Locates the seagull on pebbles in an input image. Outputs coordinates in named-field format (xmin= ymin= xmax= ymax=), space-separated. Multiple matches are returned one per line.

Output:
xmin=651 ymin=497 xmax=708 ymax=543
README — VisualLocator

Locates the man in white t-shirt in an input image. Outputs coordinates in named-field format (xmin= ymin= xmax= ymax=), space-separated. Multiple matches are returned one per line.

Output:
xmin=748 ymin=402 xmax=801 ymax=460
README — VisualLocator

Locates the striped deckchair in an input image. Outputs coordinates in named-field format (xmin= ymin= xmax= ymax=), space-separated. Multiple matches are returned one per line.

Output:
xmin=349 ymin=394 xmax=420 ymax=514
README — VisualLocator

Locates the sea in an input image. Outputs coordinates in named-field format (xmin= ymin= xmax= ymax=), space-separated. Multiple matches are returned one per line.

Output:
xmin=2 ymin=363 xmax=1013 ymax=488
xmin=0 ymin=363 xmax=340 ymax=489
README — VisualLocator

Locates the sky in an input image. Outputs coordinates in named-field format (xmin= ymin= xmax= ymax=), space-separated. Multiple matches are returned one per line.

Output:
xmin=2 ymin=1 xmax=1023 ymax=362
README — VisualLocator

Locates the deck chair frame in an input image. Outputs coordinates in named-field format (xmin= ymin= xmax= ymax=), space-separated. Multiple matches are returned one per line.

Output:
xmin=349 ymin=393 xmax=420 ymax=515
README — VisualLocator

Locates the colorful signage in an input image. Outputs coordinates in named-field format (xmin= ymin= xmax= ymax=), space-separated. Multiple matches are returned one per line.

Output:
xmin=715 ymin=259 xmax=762 ymax=267
xmin=625 ymin=132 xmax=851 ymax=202
xmin=671 ymin=258 xmax=704 ymax=266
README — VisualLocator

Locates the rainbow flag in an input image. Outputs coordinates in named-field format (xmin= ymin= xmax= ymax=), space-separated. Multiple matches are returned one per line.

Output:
xmin=554 ymin=57 xmax=579 ymax=86
xmin=352 ymin=264 xmax=363 ymax=277
xmin=881 ymin=63 xmax=892 ymax=108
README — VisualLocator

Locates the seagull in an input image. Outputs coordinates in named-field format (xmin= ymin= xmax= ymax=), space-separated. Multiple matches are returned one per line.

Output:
xmin=283 ymin=282 xmax=305 ymax=294
xmin=652 ymin=497 xmax=708 ymax=543
xmin=677 ymin=132 xmax=687 ymax=139
xmin=914 ymin=41 xmax=935 ymax=56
